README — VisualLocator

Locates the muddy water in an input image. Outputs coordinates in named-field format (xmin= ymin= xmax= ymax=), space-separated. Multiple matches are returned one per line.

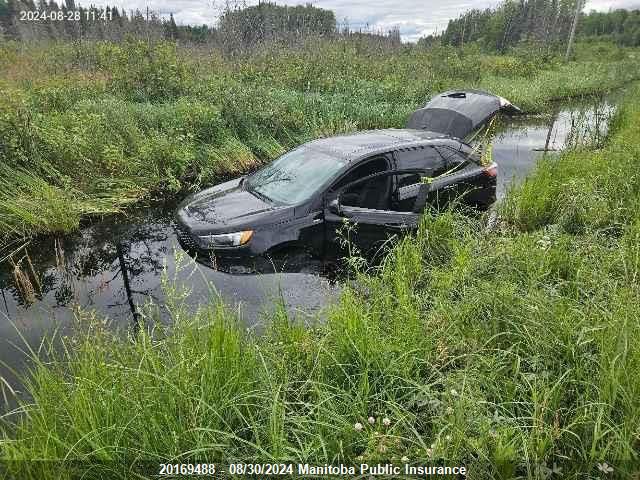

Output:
xmin=0 ymin=214 xmax=337 ymax=403
xmin=493 ymin=95 xmax=616 ymax=197
xmin=0 ymin=95 xmax=618 ymax=405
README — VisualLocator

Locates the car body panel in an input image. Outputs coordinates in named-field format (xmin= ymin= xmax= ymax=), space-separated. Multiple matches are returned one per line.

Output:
xmin=324 ymin=207 xmax=419 ymax=255
xmin=176 ymin=179 xmax=296 ymax=236
xmin=303 ymin=129 xmax=449 ymax=164
xmin=407 ymin=89 xmax=521 ymax=139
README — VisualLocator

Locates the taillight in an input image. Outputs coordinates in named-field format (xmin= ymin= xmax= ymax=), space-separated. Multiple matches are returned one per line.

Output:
xmin=483 ymin=162 xmax=498 ymax=177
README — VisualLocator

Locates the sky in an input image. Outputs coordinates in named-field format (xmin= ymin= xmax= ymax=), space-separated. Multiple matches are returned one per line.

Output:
xmin=82 ymin=0 xmax=640 ymax=42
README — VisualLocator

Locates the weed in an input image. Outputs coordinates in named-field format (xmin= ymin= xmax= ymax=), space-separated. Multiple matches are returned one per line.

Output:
xmin=2 ymin=85 xmax=640 ymax=478
xmin=1 ymin=40 xmax=640 ymax=246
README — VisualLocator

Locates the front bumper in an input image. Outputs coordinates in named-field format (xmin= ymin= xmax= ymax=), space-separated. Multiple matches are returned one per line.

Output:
xmin=173 ymin=223 xmax=326 ymax=275
xmin=174 ymin=222 xmax=261 ymax=272
xmin=174 ymin=222 xmax=253 ymax=257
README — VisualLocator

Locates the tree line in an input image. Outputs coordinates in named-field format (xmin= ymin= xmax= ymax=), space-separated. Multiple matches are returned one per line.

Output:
xmin=580 ymin=8 xmax=640 ymax=46
xmin=0 ymin=0 xmax=337 ymax=44
xmin=2 ymin=0 xmax=638 ymax=50
xmin=0 ymin=0 xmax=217 ymax=43
xmin=0 ymin=0 xmax=406 ymax=49
xmin=219 ymin=2 xmax=335 ymax=46
xmin=431 ymin=0 xmax=640 ymax=51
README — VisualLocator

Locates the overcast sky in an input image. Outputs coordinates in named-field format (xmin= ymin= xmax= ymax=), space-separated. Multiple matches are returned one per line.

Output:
xmin=84 ymin=0 xmax=640 ymax=42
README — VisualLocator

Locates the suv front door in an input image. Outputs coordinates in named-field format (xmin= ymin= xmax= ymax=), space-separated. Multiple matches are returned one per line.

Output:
xmin=324 ymin=170 xmax=429 ymax=258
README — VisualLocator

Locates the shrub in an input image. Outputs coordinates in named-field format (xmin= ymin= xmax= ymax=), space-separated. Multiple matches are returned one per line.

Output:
xmin=99 ymin=40 xmax=193 ymax=102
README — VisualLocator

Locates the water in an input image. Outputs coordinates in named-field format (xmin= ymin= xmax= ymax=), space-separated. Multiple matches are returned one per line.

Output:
xmin=0 ymin=209 xmax=338 ymax=406
xmin=0 ymin=94 xmax=618 ymax=406
xmin=493 ymin=95 xmax=616 ymax=197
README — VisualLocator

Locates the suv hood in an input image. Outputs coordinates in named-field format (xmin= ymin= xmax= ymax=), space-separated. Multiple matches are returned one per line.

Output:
xmin=175 ymin=177 xmax=293 ymax=235
xmin=407 ymin=89 xmax=521 ymax=139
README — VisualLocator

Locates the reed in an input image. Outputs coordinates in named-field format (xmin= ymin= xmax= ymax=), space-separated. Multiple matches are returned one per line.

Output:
xmin=1 ymin=40 xmax=640 ymax=247
xmin=2 ymin=84 xmax=640 ymax=479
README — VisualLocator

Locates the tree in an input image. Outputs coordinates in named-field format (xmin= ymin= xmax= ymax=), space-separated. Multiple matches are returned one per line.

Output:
xmin=218 ymin=1 xmax=336 ymax=49
xmin=437 ymin=0 xmax=620 ymax=53
xmin=578 ymin=8 xmax=640 ymax=46
xmin=165 ymin=12 xmax=179 ymax=40
xmin=0 ymin=0 xmax=10 ymax=38
xmin=565 ymin=0 xmax=584 ymax=61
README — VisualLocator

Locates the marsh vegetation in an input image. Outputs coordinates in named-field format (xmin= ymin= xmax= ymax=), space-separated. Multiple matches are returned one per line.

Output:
xmin=1 ymin=39 xmax=639 ymax=246
xmin=1 ymin=85 xmax=640 ymax=478
xmin=1 ymin=2 xmax=640 ymax=476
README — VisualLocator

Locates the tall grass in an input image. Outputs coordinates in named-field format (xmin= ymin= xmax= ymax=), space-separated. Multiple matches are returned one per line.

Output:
xmin=2 ymin=39 xmax=640 ymax=245
xmin=2 ymin=85 xmax=640 ymax=478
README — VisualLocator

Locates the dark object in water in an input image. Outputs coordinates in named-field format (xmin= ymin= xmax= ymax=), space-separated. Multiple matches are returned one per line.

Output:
xmin=175 ymin=90 xmax=520 ymax=271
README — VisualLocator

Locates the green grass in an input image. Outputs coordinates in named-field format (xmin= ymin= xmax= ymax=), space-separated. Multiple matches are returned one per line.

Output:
xmin=1 ymin=39 xmax=640 ymax=246
xmin=1 ymin=85 xmax=640 ymax=478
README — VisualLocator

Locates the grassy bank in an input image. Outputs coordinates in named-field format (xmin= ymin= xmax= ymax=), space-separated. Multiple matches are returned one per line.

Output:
xmin=1 ymin=88 xmax=639 ymax=479
xmin=1 ymin=40 xmax=639 ymax=246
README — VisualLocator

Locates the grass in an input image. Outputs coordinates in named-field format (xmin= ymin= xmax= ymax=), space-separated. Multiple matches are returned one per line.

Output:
xmin=1 ymin=39 xmax=640 ymax=245
xmin=1 ymin=85 xmax=640 ymax=478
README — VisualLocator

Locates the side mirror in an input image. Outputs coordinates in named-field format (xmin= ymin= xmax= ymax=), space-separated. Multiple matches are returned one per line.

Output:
xmin=328 ymin=197 xmax=342 ymax=215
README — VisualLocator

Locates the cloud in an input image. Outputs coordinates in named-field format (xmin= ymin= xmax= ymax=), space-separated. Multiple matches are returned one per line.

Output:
xmin=76 ymin=0 xmax=639 ymax=42
xmin=586 ymin=0 xmax=640 ymax=10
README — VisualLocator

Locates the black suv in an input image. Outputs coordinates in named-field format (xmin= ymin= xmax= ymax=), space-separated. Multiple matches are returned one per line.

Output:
xmin=175 ymin=90 xmax=520 ymax=268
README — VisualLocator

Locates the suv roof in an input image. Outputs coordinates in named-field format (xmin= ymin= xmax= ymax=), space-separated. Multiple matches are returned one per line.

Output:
xmin=303 ymin=128 xmax=453 ymax=162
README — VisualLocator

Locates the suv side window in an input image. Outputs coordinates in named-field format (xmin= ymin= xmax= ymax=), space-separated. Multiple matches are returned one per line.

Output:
xmin=394 ymin=146 xmax=446 ymax=173
xmin=331 ymin=156 xmax=390 ymax=210
xmin=332 ymin=156 xmax=389 ymax=191
xmin=339 ymin=172 xmax=425 ymax=212
xmin=435 ymin=145 xmax=468 ymax=168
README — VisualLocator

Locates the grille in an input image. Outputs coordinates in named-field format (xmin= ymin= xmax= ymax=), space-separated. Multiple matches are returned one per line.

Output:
xmin=173 ymin=223 xmax=199 ymax=250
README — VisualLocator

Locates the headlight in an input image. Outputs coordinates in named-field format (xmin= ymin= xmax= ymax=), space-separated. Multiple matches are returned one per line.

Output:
xmin=197 ymin=230 xmax=253 ymax=247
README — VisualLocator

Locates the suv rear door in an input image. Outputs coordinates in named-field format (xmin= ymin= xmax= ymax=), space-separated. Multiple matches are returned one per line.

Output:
xmin=431 ymin=145 xmax=497 ymax=209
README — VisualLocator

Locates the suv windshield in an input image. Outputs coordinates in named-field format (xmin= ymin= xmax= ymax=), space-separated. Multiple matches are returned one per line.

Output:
xmin=245 ymin=146 xmax=346 ymax=205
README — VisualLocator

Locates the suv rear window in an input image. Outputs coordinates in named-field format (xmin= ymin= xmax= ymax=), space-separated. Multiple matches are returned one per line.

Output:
xmin=435 ymin=145 xmax=469 ymax=167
